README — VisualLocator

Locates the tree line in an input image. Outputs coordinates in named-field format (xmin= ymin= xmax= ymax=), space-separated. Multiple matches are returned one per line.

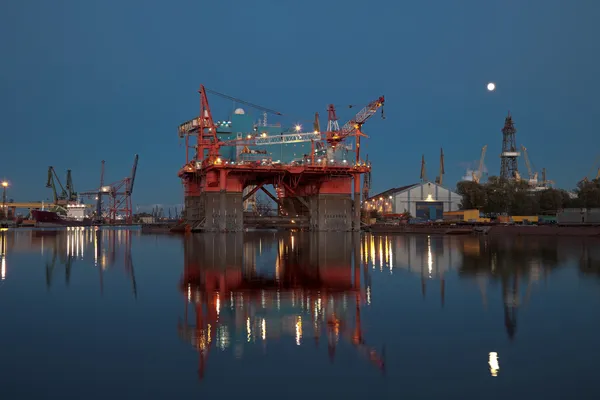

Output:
xmin=456 ymin=176 xmax=600 ymax=215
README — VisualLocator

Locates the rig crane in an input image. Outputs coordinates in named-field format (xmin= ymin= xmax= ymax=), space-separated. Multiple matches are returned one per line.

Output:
xmin=178 ymin=85 xmax=286 ymax=166
xmin=472 ymin=145 xmax=488 ymax=184
xmin=323 ymin=96 xmax=385 ymax=164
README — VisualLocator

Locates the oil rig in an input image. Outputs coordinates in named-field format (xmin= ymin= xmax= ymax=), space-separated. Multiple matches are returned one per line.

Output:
xmin=177 ymin=85 xmax=384 ymax=232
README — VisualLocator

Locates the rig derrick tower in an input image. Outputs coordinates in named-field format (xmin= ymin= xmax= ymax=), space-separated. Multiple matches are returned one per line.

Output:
xmin=499 ymin=112 xmax=520 ymax=180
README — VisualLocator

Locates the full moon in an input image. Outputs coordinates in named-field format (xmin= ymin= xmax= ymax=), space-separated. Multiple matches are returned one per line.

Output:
xmin=487 ymin=82 xmax=496 ymax=91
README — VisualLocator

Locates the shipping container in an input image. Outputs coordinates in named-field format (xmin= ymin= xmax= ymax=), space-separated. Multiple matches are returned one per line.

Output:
xmin=512 ymin=216 xmax=539 ymax=223
xmin=442 ymin=209 xmax=479 ymax=222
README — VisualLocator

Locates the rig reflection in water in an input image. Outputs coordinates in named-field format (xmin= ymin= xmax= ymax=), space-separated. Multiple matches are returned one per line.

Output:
xmin=179 ymin=232 xmax=385 ymax=380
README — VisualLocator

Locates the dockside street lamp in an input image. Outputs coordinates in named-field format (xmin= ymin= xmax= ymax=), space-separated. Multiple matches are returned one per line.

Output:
xmin=1 ymin=181 xmax=8 ymax=219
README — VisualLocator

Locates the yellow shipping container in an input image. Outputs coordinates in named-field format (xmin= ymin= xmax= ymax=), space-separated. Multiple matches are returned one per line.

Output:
xmin=444 ymin=209 xmax=480 ymax=222
xmin=463 ymin=209 xmax=480 ymax=221
xmin=511 ymin=215 xmax=538 ymax=223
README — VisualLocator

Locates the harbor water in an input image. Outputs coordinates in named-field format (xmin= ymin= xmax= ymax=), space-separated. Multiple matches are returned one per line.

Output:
xmin=0 ymin=228 xmax=599 ymax=399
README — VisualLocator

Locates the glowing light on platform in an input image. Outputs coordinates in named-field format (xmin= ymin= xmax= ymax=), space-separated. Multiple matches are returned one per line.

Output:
xmin=295 ymin=316 xmax=303 ymax=345
xmin=370 ymin=236 xmax=376 ymax=269
xmin=246 ymin=317 xmax=252 ymax=342
xmin=488 ymin=352 xmax=499 ymax=376
xmin=487 ymin=82 xmax=496 ymax=91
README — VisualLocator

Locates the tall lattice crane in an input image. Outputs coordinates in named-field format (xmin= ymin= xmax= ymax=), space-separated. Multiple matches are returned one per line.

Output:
xmin=520 ymin=145 xmax=538 ymax=186
xmin=472 ymin=145 xmax=488 ymax=184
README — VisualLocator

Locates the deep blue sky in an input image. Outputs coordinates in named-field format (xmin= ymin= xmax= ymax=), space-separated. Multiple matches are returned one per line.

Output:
xmin=1 ymin=0 xmax=599 ymax=207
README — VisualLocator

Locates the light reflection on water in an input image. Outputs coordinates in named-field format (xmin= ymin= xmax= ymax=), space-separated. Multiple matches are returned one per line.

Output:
xmin=0 ymin=229 xmax=599 ymax=398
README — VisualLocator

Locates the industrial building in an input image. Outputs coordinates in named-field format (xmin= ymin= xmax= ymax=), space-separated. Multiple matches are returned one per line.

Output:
xmin=366 ymin=181 xmax=462 ymax=220
xmin=557 ymin=208 xmax=600 ymax=225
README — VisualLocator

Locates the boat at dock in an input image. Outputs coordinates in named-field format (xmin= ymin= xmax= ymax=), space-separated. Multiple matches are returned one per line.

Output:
xmin=31 ymin=202 xmax=93 ymax=228
xmin=31 ymin=210 xmax=93 ymax=227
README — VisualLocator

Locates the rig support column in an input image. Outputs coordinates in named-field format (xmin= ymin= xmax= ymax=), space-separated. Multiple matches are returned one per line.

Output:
xmin=353 ymin=174 xmax=361 ymax=232
xmin=219 ymin=169 xmax=227 ymax=232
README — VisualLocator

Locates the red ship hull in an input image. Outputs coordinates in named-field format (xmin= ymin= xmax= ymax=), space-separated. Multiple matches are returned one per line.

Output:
xmin=31 ymin=210 xmax=93 ymax=227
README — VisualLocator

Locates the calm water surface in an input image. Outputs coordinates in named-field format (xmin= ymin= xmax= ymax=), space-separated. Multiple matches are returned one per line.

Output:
xmin=1 ymin=228 xmax=599 ymax=399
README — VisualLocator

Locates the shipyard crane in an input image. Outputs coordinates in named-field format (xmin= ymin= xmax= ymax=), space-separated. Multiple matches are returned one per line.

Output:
xmin=579 ymin=154 xmax=600 ymax=183
xmin=79 ymin=155 xmax=139 ymax=224
xmin=472 ymin=145 xmax=488 ymax=184
xmin=435 ymin=148 xmax=445 ymax=185
xmin=420 ymin=155 xmax=427 ymax=182
xmin=46 ymin=167 xmax=69 ymax=206
xmin=520 ymin=145 xmax=538 ymax=186
xmin=65 ymin=170 xmax=78 ymax=202
xmin=540 ymin=168 xmax=555 ymax=188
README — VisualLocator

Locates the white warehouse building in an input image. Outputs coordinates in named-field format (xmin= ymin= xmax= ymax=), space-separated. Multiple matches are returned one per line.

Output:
xmin=366 ymin=181 xmax=462 ymax=220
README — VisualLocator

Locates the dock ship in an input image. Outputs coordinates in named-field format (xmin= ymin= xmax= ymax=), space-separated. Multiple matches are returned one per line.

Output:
xmin=32 ymin=203 xmax=92 ymax=227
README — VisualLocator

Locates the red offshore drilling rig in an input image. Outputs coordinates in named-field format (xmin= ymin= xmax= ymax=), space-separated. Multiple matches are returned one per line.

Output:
xmin=177 ymin=85 xmax=384 ymax=232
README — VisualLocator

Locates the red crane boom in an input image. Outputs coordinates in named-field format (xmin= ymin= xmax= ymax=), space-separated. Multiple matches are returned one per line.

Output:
xmin=196 ymin=85 xmax=220 ymax=167
xmin=326 ymin=96 xmax=385 ymax=146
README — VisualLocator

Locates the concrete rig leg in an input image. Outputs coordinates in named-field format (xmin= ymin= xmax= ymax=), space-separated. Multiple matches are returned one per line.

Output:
xmin=219 ymin=190 xmax=226 ymax=232
xmin=353 ymin=174 xmax=361 ymax=232
xmin=219 ymin=169 xmax=227 ymax=232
